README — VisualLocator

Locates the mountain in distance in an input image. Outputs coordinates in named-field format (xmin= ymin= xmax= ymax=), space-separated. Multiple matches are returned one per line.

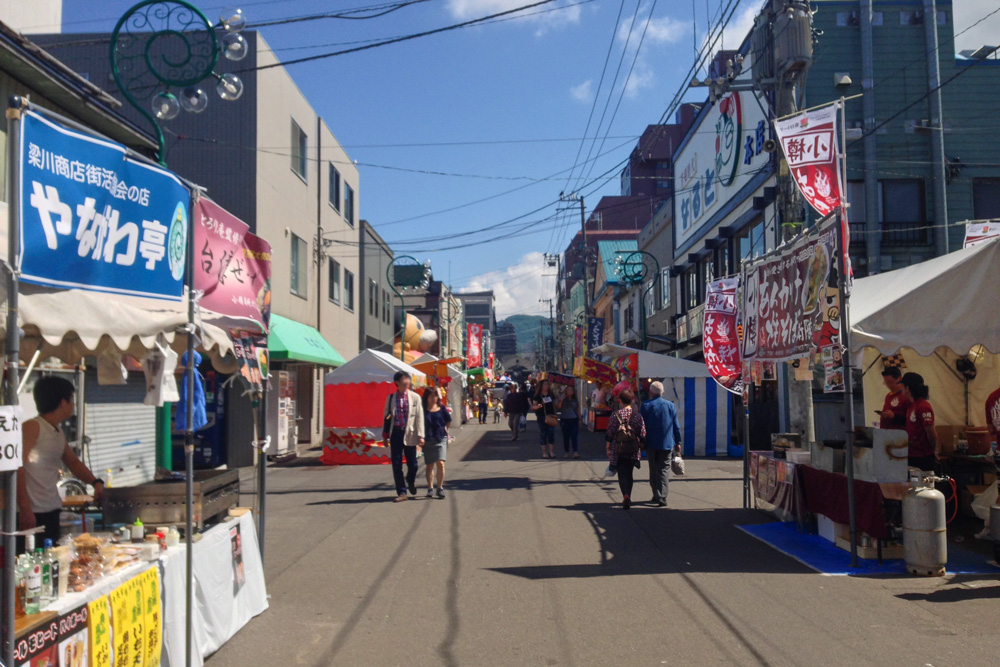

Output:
xmin=499 ymin=315 xmax=549 ymax=355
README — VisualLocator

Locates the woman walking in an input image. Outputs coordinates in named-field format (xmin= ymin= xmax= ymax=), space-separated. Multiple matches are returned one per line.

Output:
xmin=605 ymin=389 xmax=646 ymax=509
xmin=423 ymin=387 xmax=451 ymax=498
xmin=557 ymin=385 xmax=580 ymax=458
xmin=531 ymin=380 xmax=557 ymax=459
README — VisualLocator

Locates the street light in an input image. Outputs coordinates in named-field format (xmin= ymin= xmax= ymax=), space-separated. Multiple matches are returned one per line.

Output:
xmin=614 ymin=250 xmax=661 ymax=351
xmin=111 ymin=1 xmax=249 ymax=165
xmin=388 ymin=256 xmax=432 ymax=361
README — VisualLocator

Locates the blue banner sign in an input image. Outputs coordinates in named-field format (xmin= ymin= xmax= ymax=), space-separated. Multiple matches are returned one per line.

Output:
xmin=586 ymin=317 xmax=604 ymax=357
xmin=19 ymin=110 xmax=190 ymax=300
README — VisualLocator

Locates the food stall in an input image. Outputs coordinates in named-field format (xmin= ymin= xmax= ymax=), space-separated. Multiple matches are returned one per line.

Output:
xmin=590 ymin=344 xmax=733 ymax=456
xmin=320 ymin=350 xmax=427 ymax=465
xmin=577 ymin=357 xmax=617 ymax=432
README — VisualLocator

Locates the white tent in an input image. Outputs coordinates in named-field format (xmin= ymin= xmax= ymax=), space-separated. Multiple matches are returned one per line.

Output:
xmin=590 ymin=343 xmax=732 ymax=457
xmin=324 ymin=349 xmax=426 ymax=386
xmin=850 ymin=237 xmax=1000 ymax=427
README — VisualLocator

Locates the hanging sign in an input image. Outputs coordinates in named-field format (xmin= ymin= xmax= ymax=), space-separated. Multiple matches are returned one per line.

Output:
xmin=774 ymin=104 xmax=843 ymax=219
xmin=741 ymin=220 xmax=839 ymax=362
xmin=19 ymin=110 xmax=189 ymax=300
xmin=573 ymin=326 xmax=583 ymax=357
xmin=467 ymin=323 xmax=483 ymax=368
xmin=194 ymin=197 xmax=272 ymax=331
xmin=0 ymin=406 xmax=23 ymax=472
xmin=963 ymin=221 xmax=1000 ymax=248
xmin=586 ymin=317 xmax=604 ymax=358
xmin=703 ymin=278 xmax=743 ymax=394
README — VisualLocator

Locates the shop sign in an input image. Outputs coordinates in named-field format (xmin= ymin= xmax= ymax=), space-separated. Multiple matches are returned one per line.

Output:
xmin=19 ymin=110 xmax=189 ymax=301
xmin=674 ymin=87 xmax=771 ymax=254
xmin=140 ymin=567 xmax=162 ymax=667
xmin=703 ymin=278 xmax=743 ymax=394
xmin=110 ymin=575 xmax=145 ymax=666
xmin=88 ymin=596 xmax=112 ymax=667
xmin=57 ymin=605 xmax=90 ymax=667
xmin=14 ymin=614 xmax=59 ymax=665
xmin=963 ymin=221 xmax=1000 ymax=248
xmin=194 ymin=197 xmax=272 ymax=331
xmin=774 ymin=103 xmax=843 ymax=219
xmin=0 ymin=406 xmax=23 ymax=472
xmin=586 ymin=317 xmax=604 ymax=358
xmin=741 ymin=220 xmax=839 ymax=362
xmin=467 ymin=323 xmax=483 ymax=368
xmin=573 ymin=326 xmax=583 ymax=357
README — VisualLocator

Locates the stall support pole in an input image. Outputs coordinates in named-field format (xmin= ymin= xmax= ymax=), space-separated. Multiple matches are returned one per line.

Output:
xmin=837 ymin=215 xmax=859 ymax=568
xmin=3 ymin=95 xmax=24 ymax=667
xmin=743 ymin=391 xmax=751 ymax=509
xmin=184 ymin=199 xmax=197 ymax=667
xmin=256 ymin=385 xmax=267 ymax=566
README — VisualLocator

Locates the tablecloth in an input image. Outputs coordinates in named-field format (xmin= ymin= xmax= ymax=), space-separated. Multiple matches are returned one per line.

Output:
xmin=798 ymin=464 xmax=888 ymax=539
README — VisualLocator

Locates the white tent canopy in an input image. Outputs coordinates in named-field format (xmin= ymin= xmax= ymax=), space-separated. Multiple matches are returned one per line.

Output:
xmin=591 ymin=343 xmax=713 ymax=378
xmin=324 ymin=349 xmax=426 ymax=386
xmin=850 ymin=237 xmax=1000 ymax=356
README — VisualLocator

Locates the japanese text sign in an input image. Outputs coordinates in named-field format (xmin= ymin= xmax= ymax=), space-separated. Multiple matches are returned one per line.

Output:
xmin=57 ymin=605 xmax=90 ymax=667
xmin=586 ymin=317 xmax=604 ymax=358
xmin=88 ymin=595 xmax=111 ymax=667
xmin=110 ymin=574 xmax=145 ymax=667
xmin=467 ymin=324 xmax=483 ymax=368
xmin=0 ymin=406 xmax=23 ymax=471
xmin=139 ymin=567 xmax=162 ymax=667
xmin=194 ymin=198 xmax=272 ymax=331
xmin=963 ymin=221 xmax=1000 ymax=248
xmin=741 ymin=221 xmax=838 ymax=362
xmin=703 ymin=278 xmax=743 ymax=394
xmin=574 ymin=326 xmax=583 ymax=357
xmin=774 ymin=104 xmax=843 ymax=219
xmin=19 ymin=110 xmax=189 ymax=300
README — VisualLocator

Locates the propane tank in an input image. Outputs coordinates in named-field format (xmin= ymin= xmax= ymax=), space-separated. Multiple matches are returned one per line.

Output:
xmin=902 ymin=475 xmax=947 ymax=576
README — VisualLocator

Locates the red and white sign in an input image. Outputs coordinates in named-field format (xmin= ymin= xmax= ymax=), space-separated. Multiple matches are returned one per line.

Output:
xmin=194 ymin=197 xmax=272 ymax=332
xmin=467 ymin=323 xmax=483 ymax=368
xmin=774 ymin=104 xmax=843 ymax=219
xmin=963 ymin=221 xmax=1000 ymax=248
xmin=703 ymin=277 xmax=742 ymax=395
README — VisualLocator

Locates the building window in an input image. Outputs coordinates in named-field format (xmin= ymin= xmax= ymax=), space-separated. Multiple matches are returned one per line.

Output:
xmin=344 ymin=184 xmax=356 ymax=227
xmin=973 ymin=179 xmax=1000 ymax=219
xmin=624 ymin=297 xmax=635 ymax=334
xmin=344 ymin=270 xmax=355 ymax=311
xmin=686 ymin=268 xmax=699 ymax=310
xmin=383 ymin=289 xmax=391 ymax=324
xmin=881 ymin=180 xmax=925 ymax=223
xmin=328 ymin=259 xmax=341 ymax=303
xmin=328 ymin=164 xmax=341 ymax=211
xmin=846 ymin=181 xmax=866 ymax=223
xmin=290 ymin=234 xmax=308 ymax=298
xmin=369 ymin=279 xmax=378 ymax=317
xmin=291 ymin=120 xmax=308 ymax=181
xmin=661 ymin=268 xmax=671 ymax=309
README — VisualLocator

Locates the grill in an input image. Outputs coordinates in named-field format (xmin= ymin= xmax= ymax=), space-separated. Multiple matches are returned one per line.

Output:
xmin=102 ymin=469 xmax=241 ymax=530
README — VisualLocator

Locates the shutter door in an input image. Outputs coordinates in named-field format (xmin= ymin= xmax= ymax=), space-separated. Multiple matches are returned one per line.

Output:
xmin=84 ymin=371 xmax=157 ymax=488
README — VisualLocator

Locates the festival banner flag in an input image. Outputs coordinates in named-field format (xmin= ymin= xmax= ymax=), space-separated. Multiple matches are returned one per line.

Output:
xmin=467 ymin=323 xmax=483 ymax=368
xmin=586 ymin=317 xmax=604 ymax=358
xmin=963 ymin=221 xmax=1000 ymax=248
xmin=703 ymin=277 xmax=743 ymax=394
xmin=573 ymin=326 xmax=583 ymax=357
xmin=741 ymin=219 xmax=840 ymax=362
xmin=774 ymin=104 xmax=843 ymax=220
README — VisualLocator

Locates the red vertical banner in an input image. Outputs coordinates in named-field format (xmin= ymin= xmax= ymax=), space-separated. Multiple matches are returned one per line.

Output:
xmin=467 ymin=323 xmax=483 ymax=368
xmin=703 ymin=277 xmax=743 ymax=394
xmin=573 ymin=326 xmax=583 ymax=357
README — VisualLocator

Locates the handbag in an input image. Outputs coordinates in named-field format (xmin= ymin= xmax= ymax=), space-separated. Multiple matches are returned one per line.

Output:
xmin=671 ymin=452 xmax=686 ymax=476
xmin=545 ymin=414 xmax=559 ymax=427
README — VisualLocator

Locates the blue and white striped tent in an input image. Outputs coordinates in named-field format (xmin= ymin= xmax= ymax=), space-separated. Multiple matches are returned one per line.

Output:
xmin=592 ymin=344 xmax=733 ymax=457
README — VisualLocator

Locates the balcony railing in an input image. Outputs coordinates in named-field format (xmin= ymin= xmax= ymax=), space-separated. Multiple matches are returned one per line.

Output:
xmin=847 ymin=221 xmax=930 ymax=247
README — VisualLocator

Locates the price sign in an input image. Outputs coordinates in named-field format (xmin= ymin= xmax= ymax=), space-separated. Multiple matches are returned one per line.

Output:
xmin=111 ymin=576 xmax=145 ymax=667
xmin=140 ymin=567 xmax=162 ymax=667
xmin=0 ymin=405 xmax=23 ymax=471
xmin=88 ymin=595 xmax=111 ymax=667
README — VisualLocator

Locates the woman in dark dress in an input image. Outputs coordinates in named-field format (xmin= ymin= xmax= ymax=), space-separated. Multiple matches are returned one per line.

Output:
xmin=605 ymin=389 xmax=646 ymax=509
xmin=422 ymin=387 xmax=452 ymax=498
xmin=531 ymin=380 xmax=557 ymax=459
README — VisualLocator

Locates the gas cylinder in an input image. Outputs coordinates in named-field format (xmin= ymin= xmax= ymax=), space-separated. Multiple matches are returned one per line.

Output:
xmin=902 ymin=478 xmax=947 ymax=576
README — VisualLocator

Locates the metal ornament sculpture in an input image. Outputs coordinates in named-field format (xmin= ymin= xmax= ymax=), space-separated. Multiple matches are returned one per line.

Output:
xmin=110 ymin=1 xmax=247 ymax=164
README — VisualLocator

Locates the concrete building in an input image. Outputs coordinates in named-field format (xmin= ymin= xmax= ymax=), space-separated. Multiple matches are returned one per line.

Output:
xmin=456 ymin=290 xmax=496 ymax=364
xmin=358 ymin=220 xmax=395 ymax=354
xmin=495 ymin=321 xmax=517 ymax=359
xmin=592 ymin=239 xmax=638 ymax=347
xmin=39 ymin=31 xmax=364 ymax=453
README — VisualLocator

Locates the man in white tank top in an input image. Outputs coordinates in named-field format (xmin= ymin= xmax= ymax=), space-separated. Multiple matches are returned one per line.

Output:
xmin=17 ymin=376 xmax=105 ymax=545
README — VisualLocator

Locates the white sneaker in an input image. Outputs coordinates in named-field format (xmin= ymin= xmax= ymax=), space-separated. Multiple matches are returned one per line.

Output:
xmin=605 ymin=465 xmax=617 ymax=477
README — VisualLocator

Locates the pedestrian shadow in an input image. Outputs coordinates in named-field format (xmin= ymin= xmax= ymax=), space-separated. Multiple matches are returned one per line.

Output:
xmin=488 ymin=503 xmax=812 ymax=578
xmin=896 ymin=585 xmax=1000 ymax=603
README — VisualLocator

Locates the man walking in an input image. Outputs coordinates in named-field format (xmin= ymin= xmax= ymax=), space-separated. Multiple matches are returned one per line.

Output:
xmin=383 ymin=371 xmax=425 ymax=503
xmin=505 ymin=383 xmax=529 ymax=441
xmin=639 ymin=381 xmax=682 ymax=507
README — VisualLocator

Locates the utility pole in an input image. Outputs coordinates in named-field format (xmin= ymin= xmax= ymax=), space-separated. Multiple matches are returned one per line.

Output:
xmin=923 ymin=0 xmax=949 ymax=255
xmin=560 ymin=193 xmax=589 ymax=314
xmin=539 ymin=298 xmax=554 ymax=371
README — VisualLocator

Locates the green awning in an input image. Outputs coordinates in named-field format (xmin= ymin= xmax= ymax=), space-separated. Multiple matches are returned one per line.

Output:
xmin=267 ymin=314 xmax=347 ymax=367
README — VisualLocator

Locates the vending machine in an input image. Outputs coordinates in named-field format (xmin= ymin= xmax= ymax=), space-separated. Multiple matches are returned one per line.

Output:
xmin=266 ymin=370 xmax=297 ymax=457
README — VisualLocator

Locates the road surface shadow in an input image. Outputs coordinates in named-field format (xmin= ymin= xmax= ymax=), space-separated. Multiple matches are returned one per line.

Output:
xmin=896 ymin=585 xmax=1000 ymax=603
xmin=489 ymin=503 xmax=811 ymax=577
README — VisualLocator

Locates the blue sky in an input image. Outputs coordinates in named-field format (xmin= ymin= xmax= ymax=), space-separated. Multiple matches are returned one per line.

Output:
xmin=53 ymin=0 xmax=999 ymax=318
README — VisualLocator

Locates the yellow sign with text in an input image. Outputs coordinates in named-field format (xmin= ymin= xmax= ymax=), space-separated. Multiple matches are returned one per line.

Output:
xmin=87 ymin=595 xmax=111 ymax=667
xmin=110 ymin=575 xmax=145 ymax=667
xmin=141 ymin=567 xmax=162 ymax=667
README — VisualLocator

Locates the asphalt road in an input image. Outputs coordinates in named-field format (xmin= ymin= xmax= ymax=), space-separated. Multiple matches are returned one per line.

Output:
xmin=209 ymin=419 xmax=998 ymax=667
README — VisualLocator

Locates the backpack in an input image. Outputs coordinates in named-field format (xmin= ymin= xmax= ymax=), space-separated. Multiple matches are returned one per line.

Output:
xmin=614 ymin=409 xmax=641 ymax=457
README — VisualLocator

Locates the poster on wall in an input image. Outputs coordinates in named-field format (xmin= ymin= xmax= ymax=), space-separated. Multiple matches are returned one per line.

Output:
xmin=703 ymin=277 xmax=743 ymax=394
xmin=467 ymin=323 xmax=483 ymax=368
xmin=231 ymin=523 xmax=246 ymax=595
xmin=741 ymin=219 xmax=839 ymax=362
xmin=821 ymin=345 xmax=845 ymax=393
xmin=964 ymin=221 xmax=1000 ymax=248
xmin=19 ymin=110 xmax=190 ymax=301
xmin=57 ymin=605 xmax=89 ymax=667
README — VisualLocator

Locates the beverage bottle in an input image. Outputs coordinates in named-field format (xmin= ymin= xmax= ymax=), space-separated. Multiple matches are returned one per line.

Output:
xmin=15 ymin=554 xmax=27 ymax=618
xmin=43 ymin=539 xmax=59 ymax=601
xmin=36 ymin=547 xmax=52 ymax=605
xmin=25 ymin=554 xmax=41 ymax=615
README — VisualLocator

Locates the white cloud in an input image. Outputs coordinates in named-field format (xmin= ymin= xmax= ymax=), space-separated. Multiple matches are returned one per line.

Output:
xmin=445 ymin=0 xmax=582 ymax=33
xmin=953 ymin=0 xmax=1000 ymax=54
xmin=698 ymin=4 xmax=758 ymax=68
xmin=461 ymin=252 xmax=555 ymax=319
xmin=615 ymin=7 xmax=692 ymax=98
xmin=570 ymin=79 xmax=592 ymax=102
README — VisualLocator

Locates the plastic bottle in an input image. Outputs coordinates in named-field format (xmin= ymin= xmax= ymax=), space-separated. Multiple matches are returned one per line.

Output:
xmin=36 ymin=547 xmax=52 ymax=604
xmin=166 ymin=526 xmax=180 ymax=547
xmin=15 ymin=554 xmax=27 ymax=618
xmin=131 ymin=518 xmax=144 ymax=543
xmin=57 ymin=550 xmax=70 ymax=599
xmin=25 ymin=543 xmax=41 ymax=615
xmin=44 ymin=539 xmax=60 ymax=601
xmin=105 ymin=469 xmax=114 ymax=488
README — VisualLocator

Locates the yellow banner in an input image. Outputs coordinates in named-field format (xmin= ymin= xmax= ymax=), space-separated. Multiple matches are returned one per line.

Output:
xmin=87 ymin=595 xmax=111 ymax=667
xmin=110 ymin=575 xmax=145 ymax=667
xmin=141 ymin=567 xmax=163 ymax=667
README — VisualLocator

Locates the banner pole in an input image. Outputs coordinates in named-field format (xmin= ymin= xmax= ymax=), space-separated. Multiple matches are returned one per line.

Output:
xmin=184 ymin=195 xmax=196 ymax=667
xmin=3 ymin=95 xmax=25 ymax=667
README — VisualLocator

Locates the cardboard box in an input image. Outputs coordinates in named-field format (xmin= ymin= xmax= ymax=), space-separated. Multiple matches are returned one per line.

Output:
xmin=810 ymin=441 xmax=845 ymax=473
xmin=835 ymin=535 xmax=904 ymax=560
